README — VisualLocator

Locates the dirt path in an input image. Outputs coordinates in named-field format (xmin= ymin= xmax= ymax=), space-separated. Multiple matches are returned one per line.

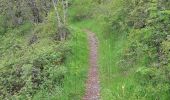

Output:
xmin=83 ymin=30 xmax=100 ymax=100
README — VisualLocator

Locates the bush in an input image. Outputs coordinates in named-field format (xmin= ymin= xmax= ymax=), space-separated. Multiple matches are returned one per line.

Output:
xmin=71 ymin=0 xmax=94 ymax=21
xmin=0 ymin=46 xmax=70 ymax=99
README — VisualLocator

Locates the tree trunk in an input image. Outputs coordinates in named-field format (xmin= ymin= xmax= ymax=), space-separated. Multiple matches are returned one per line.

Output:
xmin=62 ymin=0 xmax=67 ymax=25
xmin=52 ymin=0 xmax=62 ymax=27
xmin=27 ymin=0 xmax=42 ymax=23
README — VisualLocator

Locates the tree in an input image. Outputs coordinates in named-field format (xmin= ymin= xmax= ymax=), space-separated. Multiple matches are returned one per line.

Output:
xmin=27 ymin=0 xmax=42 ymax=23
xmin=52 ymin=0 xmax=69 ymax=41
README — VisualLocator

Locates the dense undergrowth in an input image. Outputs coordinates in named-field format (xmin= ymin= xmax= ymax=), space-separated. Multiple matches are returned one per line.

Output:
xmin=0 ymin=11 xmax=65 ymax=99
xmin=0 ymin=6 xmax=89 ymax=99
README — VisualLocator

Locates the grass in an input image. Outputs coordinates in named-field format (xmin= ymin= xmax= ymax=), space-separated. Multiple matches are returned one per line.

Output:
xmin=58 ymin=25 xmax=89 ymax=100
xmin=72 ymin=19 xmax=138 ymax=100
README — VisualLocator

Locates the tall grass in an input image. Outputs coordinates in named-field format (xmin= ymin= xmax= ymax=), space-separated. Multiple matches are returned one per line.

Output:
xmin=59 ymin=26 xmax=89 ymax=100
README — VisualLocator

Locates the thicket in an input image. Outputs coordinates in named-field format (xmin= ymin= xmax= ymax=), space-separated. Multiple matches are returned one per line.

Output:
xmin=94 ymin=0 xmax=170 ymax=99
xmin=0 ymin=0 xmax=73 ymax=99
xmin=120 ymin=1 xmax=170 ymax=99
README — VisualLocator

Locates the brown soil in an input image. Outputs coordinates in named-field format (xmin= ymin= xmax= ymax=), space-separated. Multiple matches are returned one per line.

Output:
xmin=83 ymin=30 xmax=100 ymax=100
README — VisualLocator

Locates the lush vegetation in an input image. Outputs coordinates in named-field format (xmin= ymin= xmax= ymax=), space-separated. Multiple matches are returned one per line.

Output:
xmin=1 ymin=0 xmax=170 ymax=99
xmin=0 ymin=0 xmax=89 ymax=99
xmin=71 ymin=0 xmax=170 ymax=99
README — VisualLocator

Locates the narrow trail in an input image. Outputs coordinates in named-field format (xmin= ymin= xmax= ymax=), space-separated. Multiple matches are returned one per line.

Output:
xmin=83 ymin=30 xmax=100 ymax=100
